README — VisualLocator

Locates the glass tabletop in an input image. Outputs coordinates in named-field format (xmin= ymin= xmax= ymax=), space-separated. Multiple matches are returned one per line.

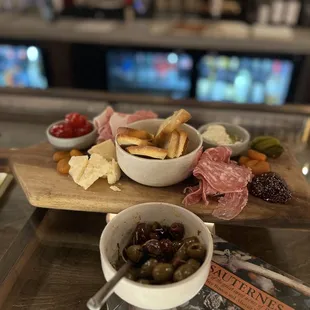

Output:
xmin=1 ymin=189 xmax=310 ymax=310
xmin=1 ymin=114 xmax=310 ymax=309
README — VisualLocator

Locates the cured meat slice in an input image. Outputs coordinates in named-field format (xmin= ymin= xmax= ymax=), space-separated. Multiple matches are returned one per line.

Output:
xmin=194 ymin=161 xmax=251 ymax=193
xmin=127 ymin=110 xmax=158 ymax=123
xmin=212 ymin=187 xmax=248 ymax=220
xmin=94 ymin=106 xmax=114 ymax=132
xmin=183 ymin=146 xmax=253 ymax=220
xmin=182 ymin=184 xmax=203 ymax=206
xmin=93 ymin=107 xmax=158 ymax=142
xmin=110 ymin=113 xmax=131 ymax=137
xmin=200 ymin=146 xmax=231 ymax=163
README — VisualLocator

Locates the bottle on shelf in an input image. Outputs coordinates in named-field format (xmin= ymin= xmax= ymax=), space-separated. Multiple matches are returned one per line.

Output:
xmin=209 ymin=0 xmax=223 ymax=19
xmin=270 ymin=0 xmax=285 ymax=25
xmin=284 ymin=0 xmax=301 ymax=26
xmin=257 ymin=0 xmax=271 ymax=25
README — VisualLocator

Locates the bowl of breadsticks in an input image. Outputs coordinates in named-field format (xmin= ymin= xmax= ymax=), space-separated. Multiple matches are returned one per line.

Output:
xmin=115 ymin=109 xmax=202 ymax=187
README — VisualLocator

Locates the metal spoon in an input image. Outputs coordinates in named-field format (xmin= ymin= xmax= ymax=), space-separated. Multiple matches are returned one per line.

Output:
xmin=87 ymin=260 xmax=132 ymax=310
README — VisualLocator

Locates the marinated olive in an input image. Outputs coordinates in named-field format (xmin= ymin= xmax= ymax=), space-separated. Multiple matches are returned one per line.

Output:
xmin=172 ymin=240 xmax=183 ymax=253
xmin=187 ymin=259 xmax=201 ymax=271
xmin=133 ymin=223 xmax=151 ymax=244
xmin=173 ymin=264 xmax=195 ymax=282
xmin=155 ymin=225 xmax=169 ymax=239
xmin=152 ymin=263 xmax=174 ymax=283
xmin=183 ymin=236 xmax=199 ymax=247
xmin=151 ymin=222 xmax=161 ymax=231
xmin=187 ymin=243 xmax=206 ymax=261
xmin=159 ymin=239 xmax=173 ymax=255
xmin=126 ymin=245 xmax=143 ymax=263
xmin=174 ymin=244 xmax=188 ymax=261
xmin=140 ymin=258 xmax=158 ymax=278
xmin=170 ymin=223 xmax=185 ymax=240
xmin=115 ymin=221 xmax=205 ymax=286
xmin=138 ymin=279 xmax=151 ymax=284
xmin=143 ymin=239 xmax=161 ymax=256
xmin=172 ymin=256 xmax=186 ymax=268
xmin=126 ymin=267 xmax=140 ymax=281
xmin=149 ymin=232 xmax=160 ymax=240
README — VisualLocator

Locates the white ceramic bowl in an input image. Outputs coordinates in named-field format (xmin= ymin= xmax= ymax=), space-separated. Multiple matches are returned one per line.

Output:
xmin=198 ymin=122 xmax=250 ymax=157
xmin=100 ymin=202 xmax=213 ymax=310
xmin=46 ymin=120 xmax=97 ymax=150
xmin=115 ymin=119 xmax=203 ymax=187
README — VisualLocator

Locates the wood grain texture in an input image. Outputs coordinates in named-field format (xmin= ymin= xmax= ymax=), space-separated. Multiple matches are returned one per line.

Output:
xmin=10 ymin=143 xmax=310 ymax=228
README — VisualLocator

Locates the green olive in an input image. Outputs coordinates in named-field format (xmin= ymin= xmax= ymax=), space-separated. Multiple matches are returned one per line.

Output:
xmin=138 ymin=279 xmax=151 ymax=284
xmin=126 ymin=267 xmax=140 ymax=281
xmin=186 ymin=243 xmax=206 ymax=261
xmin=151 ymin=222 xmax=161 ymax=231
xmin=183 ymin=236 xmax=199 ymax=247
xmin=173 ymin=264 xmax=195 ymax=282
xmin=174 ymin=244 xmax=188 ymax=261
xmin=126 ymin=245 xmax=143 ymax=263
xmin=172 ymin=240 xmax=183 ymax=253
xmin=152 ymin=263 xmax=174 ymax=283
xmin=187 ymin=259 xmax=201 ymax=271
xmin=140 ymin=258 xmax=158 ymax=278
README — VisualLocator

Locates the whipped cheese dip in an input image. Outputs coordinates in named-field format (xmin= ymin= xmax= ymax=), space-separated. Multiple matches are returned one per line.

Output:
xmin=202 ymin=124 xmax=233 ymax=145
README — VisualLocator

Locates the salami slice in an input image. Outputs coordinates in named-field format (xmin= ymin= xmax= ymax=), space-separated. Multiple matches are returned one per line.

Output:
xmin=212 ymin=188 xmax=248 ymax=220
xmin=182 ymin=183 xmax=203 ymax=206
xmin=194 ymin=161 xmax=251 ymax=193
xmin=200 ymin=146 xmax=232 ymax=163
xmin=183 ymin=146 xmax=252 ymax=220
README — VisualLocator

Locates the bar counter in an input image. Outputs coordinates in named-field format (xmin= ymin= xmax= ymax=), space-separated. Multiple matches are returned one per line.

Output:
xmin=0 ymin=89 xmax=309 ymax=308
xmin=2 ymin=12 xmax=310 ymax=54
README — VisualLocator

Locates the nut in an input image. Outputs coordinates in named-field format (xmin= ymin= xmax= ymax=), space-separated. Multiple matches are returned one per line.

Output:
xmin=57 ymin=158 xmax=70 ymax=174
xmin=53 ymin=151 xmax=70 ymax=162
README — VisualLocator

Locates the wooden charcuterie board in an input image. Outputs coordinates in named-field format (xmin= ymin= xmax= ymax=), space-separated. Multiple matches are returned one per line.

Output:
xmin=10 ymin=143 xmax=310 ymax=228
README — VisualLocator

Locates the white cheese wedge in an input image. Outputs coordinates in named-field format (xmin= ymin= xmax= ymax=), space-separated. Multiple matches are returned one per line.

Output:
xmin=78 ymin=154 xmax=110 ymax=190
xmin=69 ymin=156 xmax=89 ymax=183
xmin=88 ymin=139 xmax=116 ymax=161
xmin=107 ymin=159 xmax=121 ymax=185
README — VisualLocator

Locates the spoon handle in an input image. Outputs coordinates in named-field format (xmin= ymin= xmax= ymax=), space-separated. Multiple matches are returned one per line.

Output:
xmin=87 ymin=261 xmax=132 ymax=310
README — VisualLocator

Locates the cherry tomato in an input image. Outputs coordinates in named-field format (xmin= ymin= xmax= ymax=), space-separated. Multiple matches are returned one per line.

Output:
xmin=50 ymin=122 xmax=74 ymax=138
xmin=74 ymin=122 xmax=93 ymax=137
xmin=65 ymin=112 xmax=87 ymax=128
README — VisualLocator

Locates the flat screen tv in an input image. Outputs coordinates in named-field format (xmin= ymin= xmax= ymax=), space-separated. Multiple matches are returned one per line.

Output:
xmin=0 ymin=44 xmax=48 ymax=89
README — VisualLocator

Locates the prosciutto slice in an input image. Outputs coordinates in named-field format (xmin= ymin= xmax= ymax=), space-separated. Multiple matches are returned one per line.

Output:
xmin=183 ymin=146 xmax=252 ymax=220
xmin=93 ymin=106 xmax=158 ymax=142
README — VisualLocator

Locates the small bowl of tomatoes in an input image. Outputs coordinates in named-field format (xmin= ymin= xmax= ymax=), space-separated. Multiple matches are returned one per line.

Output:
xmin=46 ymin=112 xmax=97 ymax=150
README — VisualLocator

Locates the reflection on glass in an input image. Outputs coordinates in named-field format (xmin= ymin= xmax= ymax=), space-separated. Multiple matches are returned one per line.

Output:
xmin=0 ymin=45 xmax=48 ymax=89
xmin=107 ymin=50 xmax=193 ymax=99
xmin=302 ymin=163 xmax=309 ymax=176
xmin=196 ymin=55 xmax=293 ymax=105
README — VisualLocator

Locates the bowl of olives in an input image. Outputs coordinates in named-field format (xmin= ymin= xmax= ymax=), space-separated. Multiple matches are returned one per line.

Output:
xmin=99 ymin=202 xmax=213 ymax=310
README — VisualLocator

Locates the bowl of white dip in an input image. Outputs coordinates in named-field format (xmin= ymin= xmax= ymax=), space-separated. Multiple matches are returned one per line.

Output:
xmin=198 ymin=122 xmax=250 ymax=157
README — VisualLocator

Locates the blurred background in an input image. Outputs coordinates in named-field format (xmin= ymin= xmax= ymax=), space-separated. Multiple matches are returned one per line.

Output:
xmin=1 ymin=0 xmax=310 ymax=179
xmin=1 ymin=0 xmax=310 ymax=104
